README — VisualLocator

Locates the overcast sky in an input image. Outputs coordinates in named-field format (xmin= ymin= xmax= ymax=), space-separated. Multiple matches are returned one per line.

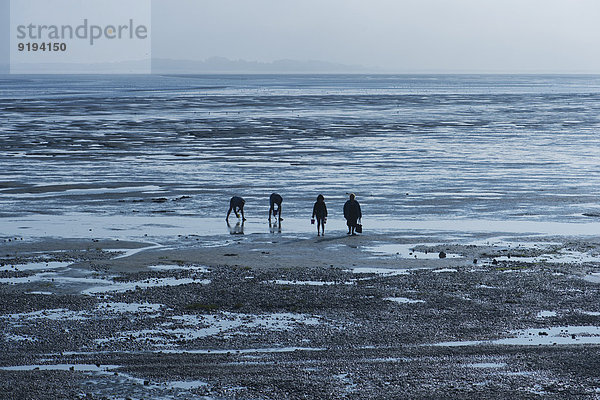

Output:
xmin=152 ymin=0 xmax=600 ymax=73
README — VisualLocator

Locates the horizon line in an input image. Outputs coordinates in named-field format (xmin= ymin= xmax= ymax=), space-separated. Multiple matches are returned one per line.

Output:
xmin=3 ymin=71 xmax=600 ymax=76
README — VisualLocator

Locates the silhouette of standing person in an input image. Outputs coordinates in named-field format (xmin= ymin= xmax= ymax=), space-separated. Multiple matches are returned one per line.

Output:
xmin=269 ymin=193 xmax=283 ymax=221
xmin=226 ymin=196 xmax=246 ymax=222
xmin=312 ymin=194 xmax=328 ymax=236
xmin=343 ymin=193 xmax=362 ymax=235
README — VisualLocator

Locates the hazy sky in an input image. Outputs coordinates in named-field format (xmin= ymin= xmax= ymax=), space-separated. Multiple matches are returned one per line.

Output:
xmin=152 ymin=0 xmax=600 ymax=73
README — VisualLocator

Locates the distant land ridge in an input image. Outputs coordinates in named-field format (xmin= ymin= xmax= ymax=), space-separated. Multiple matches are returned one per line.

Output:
xmin=3 ymin=57 xmax=372 ymax=74
xmin=151 ymin=57 xmax=371 ymax=74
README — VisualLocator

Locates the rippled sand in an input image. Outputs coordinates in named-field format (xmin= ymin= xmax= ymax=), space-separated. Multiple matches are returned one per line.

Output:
xmin=3 ymin=74 xmax=600 ymax=223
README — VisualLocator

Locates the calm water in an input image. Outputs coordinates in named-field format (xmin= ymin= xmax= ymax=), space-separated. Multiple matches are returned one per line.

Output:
xmin=2 ymin=74 xmax=600 ymax=226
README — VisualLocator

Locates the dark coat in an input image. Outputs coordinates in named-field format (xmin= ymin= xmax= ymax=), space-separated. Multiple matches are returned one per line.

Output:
xmin=343 ymin=199 xmax=361 ymax=222
xmin=230 ymin=196 xmax=245 ymax=209
xmin=270 ymin=193 xmax=282 ymax=206
xmin=312 ymin=201 xmax=327 ymax=219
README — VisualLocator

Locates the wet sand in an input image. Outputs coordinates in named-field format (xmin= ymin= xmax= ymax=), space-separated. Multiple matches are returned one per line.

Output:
xmin=4 ymin=75 xmax=600 ymax=224
xmin=3 ymin=225 xmax=600 ymax=399
xmin=5 ymin=74 xmax=600 ymax=399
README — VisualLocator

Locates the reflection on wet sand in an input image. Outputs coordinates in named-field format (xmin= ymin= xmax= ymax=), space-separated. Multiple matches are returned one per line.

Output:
xmin=269 ymin=219 xmax=282 ymax=234
xmin=227 ymin=220 xmax=245 ymax=235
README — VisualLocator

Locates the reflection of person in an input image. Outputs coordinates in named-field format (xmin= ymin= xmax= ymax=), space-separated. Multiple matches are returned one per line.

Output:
xmin=269 ymin=219 xmax=282 ymax=234
xmin=269 ymin=193 xmax=283 ymax=221
xmin=312 ymin=194 xmax=328 ymax=236
xmin=343 ymin=193 xmax=362 ymax=235
xmin=226 ymin=196 xmax=246 ymax=222
xmin=227 ymin=220 xmax=245 ymax=235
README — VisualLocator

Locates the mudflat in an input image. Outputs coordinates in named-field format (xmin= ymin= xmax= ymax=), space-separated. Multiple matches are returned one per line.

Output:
xmin=3 ymin=229 xmax=600 ymax=399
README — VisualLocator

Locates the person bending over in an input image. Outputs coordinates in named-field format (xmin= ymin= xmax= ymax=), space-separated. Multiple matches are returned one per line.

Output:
xmin=343 ymin=193 xmax=362 ymax=235
xmin=226 ymin=196 xmax=246 ymax=222
xmin=269 ymin=193 xmax=283 ymax=221
xmin=312 ymin=194 xmax=328 ymax=236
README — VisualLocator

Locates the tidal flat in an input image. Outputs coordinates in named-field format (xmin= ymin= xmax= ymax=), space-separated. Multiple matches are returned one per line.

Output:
xmin=3 ymin=230 xmax=600 ymax=399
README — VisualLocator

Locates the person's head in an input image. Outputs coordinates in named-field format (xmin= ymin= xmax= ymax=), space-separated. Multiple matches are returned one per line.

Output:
xmin=317 ymin=194 xmax=324 ymax=203
xmin=349 ymin=193 xmax=355 ymax=200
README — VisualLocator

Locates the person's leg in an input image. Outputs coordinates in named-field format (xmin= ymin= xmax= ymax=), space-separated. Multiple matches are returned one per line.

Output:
xmin=241 ymin=207 xmax=246 ymax=221
xmin=278 ymin=204 xmax=282 ymax=221
xmin=226 ymin=205 xmax=233 ymax=221
xmin=320 ymin=219 xmax=325 ymax=235
xmin=347 ymin=221 xmax=351 ymax=234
